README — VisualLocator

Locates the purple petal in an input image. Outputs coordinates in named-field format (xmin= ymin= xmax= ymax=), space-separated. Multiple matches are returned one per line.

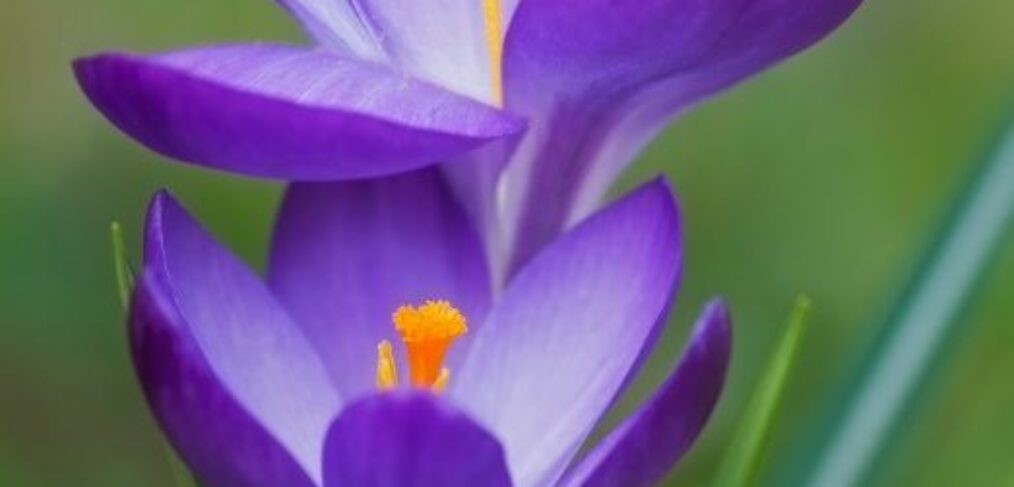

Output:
xmin=130 ymin=278 xmax=315 ymax=487
xmin=354 ymin=0 xmax=495 ymax=103
xmin=505 ymin=0 xmax=744 ymax=92
xmin=268 ymin=167 xmax=492 ymax=400
xmin=322 ymin=392 xmax=511 ymax=487
xmin=73 ymin=44 xmax=524 ymax=180
xmin=137 ymin=190 xmax=341 ymax=484
xmin=561 ymin=299 xmax=733 ymax=487
xmin=278 ymin=1 xmax=514 ymax=103
xmin=450 ymin=178 xmax=682 ymax=486
xmin=441 ymin=137 xmax=522 ymax=272
xmin=273 ymin=1 xmax=387 ymax=58
xmin=496 ymin=0 xmax=862 ymax=272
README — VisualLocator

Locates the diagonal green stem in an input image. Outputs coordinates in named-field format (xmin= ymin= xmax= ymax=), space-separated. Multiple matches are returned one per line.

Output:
xmin=797 ymin=120 xmax=1014 ymax=487
xmin=714 ymin=295 xmax=813 ymax=487
xmin=109 ymin=221 xmax=134 ymax=310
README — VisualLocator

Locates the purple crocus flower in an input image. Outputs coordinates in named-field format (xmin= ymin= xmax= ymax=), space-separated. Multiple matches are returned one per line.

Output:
xmin=75 ymin=0 xmax=862 ymax=275
xmin=131 ymin=169 xmax=730 ymax=487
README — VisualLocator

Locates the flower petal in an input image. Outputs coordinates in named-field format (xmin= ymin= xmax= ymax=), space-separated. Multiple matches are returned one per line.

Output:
xmin=274 ymin=0 xmax=387 ymax=58
xmin=343 ymin=0 xmax=497 ymax=104
xmin=279 ymin=0 xmax=518 ymax=104
xmin=130 ymin=278 xmax=315 ymax=487
xmin=74 ymin=44 xmax=524 ymax=180
xmin=450 ymin=178 xmax=682 ymax=486
xmin=322 ymin=392 xmax=511 ymax=487
xmin=560 ymin=299 xmax=733 ymax=487
xmin=137 ymin=190 xmax=341 ymax=484
xmin=496 ymin=0 xmax=862 ymax=272
xmin=268 ymin=167 xmax=492 ymax=400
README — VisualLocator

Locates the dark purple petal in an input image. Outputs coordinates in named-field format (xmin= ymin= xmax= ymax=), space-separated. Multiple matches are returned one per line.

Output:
xmin=505 ymin=0 xmax=743 ymax=93
xmin=73 ymin=44 xmax=524 ymax=180
xmin=560 ymin=299 xmax=732 ymax=487
xmin=268 ymin=167 xmax=492 ymax=400
xmin=130 ymin=277 xmax=315 ymax=487
xmin=496 ymin=0 xmax=863 ymax=272
xmin=138 ymin=190 xmax=340 ymax=484
xmin=450 ymin=178 xmax=682 ymax=486
xmin=322 ymin=392 xmax=511 ymax=487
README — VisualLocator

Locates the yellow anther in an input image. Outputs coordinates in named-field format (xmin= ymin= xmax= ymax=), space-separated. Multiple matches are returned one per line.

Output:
xmin=481 ymin=0 xmax=504 ymax=106
xmin=376 ymin=340 xmax=398 ymax=389
xmin=393 ymin=300 xmax=467 ymax=342
xmin=382 ymin=299 xmax=466 ymax=388
xmin=376 ymin=301 xmax=466 ymax=391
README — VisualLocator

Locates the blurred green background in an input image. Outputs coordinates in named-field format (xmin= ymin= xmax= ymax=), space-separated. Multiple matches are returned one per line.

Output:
xmin=1 ymin=0 xmax=1012 ymax=485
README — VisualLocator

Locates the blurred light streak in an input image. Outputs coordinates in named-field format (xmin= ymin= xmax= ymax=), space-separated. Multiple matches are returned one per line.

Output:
xmin=802 ymin=120 xmax=1014 ymax=487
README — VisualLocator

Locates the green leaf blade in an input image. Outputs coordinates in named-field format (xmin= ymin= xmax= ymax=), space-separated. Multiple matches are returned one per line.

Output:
xmin=714 ymin=295 xmax=813 ymax=487
xmin=793 ymin=119 xmax=1014 ymax=487
xmin=109 ymin=220 xmax=134 ymax=310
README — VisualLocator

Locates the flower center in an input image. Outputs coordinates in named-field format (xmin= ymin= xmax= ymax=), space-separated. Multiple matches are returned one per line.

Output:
xmin=376 ymin=300 xmax=468 ymax=392
xmin=482 ymin=0 xmax=504 ymax=106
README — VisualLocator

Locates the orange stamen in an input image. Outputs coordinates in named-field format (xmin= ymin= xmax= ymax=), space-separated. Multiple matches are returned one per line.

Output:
xmin=375 ymin=300 xmax=467 ymax=391
xmin=394 ymin=300 xmax=467 ymax=386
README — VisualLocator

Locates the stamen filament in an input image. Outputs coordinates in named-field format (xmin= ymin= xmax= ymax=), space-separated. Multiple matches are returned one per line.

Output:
xmin=376 ymin=340 xmax=398 ymax=389
xmin=482 ymin=0 xmax=504 ymax=107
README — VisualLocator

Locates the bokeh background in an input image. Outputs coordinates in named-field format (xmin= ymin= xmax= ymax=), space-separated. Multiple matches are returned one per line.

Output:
xmin=2 ymin=0 xmax=1012 ymax=485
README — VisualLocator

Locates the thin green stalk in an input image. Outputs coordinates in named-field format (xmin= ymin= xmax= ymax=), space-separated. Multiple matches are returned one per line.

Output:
xmin=798 ymin=120 xmax=1014 ymax=487
xmin=714 ymin=296 xmax=812 ymax=487
xmin=110 ymin=221 xmax=134 ymax=309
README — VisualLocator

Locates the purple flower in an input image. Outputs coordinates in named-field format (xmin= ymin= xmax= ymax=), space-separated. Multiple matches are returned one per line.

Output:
xmin=131 ymin=169 xmax=731 ymax=487
xmin=75 ymin=0 xmax=862 ymax=273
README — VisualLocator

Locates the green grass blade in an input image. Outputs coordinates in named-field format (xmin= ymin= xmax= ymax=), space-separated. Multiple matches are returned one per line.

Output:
xmin=109 ymin=221 xmax=134 ymax=310
xmin=714 ymin=295 xmax=812 ymax=487
xmin=798 ymin=120 xmax=1014 ymax=487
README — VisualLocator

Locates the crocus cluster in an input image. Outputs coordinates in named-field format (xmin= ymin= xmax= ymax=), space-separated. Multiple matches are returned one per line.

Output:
xmin=75 ymin=1 xmax=860 ymax=486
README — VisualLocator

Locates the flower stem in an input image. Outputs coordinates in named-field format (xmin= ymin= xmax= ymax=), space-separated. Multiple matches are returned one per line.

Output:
xmin=109 ymin=220 xmax=134 ymax=310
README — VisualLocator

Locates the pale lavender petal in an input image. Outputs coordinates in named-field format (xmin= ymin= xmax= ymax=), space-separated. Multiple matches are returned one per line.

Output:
xmin=268 ymin=167 xmax=492 ymax=400
xmin=561 ymin=299 xmax=732 ymax=487
xmin=130 ymin=278 xmax=315 ymax=487
xmin=441 ymin=136 xmax=522 ymax=276
xmin=347 ymin=0 xmax=497 ymax=103
xmin=273 ymin=0 xmax=386 ymax=57
xmin=450 ymin=179 xmax=682 ymax=486
xmin=322 ymin=392 xmax=511 ymax=487
xmin=74 ymin=44 xmax=524 ymax=181
xmin=279 ymin=0 xmax=514 ymax=103
xmin=497 ymin=0 xmax=863 ymax=272
xmin=139 ymin=190 xmax=340 ymax=484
